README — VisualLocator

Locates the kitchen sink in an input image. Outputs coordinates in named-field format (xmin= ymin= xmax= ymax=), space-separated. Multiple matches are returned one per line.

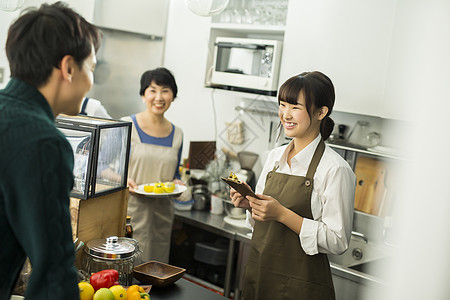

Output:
xmin=328 ymin=236 xmax=390 ymax=268
xmin=348 ymin=256 xmax=393 ymax=278
xmin=327 ymin=235 xmax=393 ymax=300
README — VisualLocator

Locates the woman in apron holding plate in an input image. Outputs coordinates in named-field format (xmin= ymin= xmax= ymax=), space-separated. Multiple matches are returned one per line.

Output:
xmin=230 ymin=71 xmax=356 ymax=299
xmin=122 ymin=68 xmax=183 ymax=263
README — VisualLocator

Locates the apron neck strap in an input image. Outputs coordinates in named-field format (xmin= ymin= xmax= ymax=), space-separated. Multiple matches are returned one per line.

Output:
xmin=305 ymin=138 xmax=325 ymax=179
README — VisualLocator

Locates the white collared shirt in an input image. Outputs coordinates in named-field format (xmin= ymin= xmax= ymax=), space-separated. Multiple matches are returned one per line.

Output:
xmin=247 ymin=134 xmax=356 ymax=255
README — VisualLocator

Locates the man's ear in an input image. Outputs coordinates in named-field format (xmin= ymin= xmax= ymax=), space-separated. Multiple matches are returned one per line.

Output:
xmin=317 ymin=106 xmax=329 ymax=121
xmin=60 ymin=55 xmax=75 ymax=83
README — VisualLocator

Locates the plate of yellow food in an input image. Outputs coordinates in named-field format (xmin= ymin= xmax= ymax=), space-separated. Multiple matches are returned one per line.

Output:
xmin=134 ymin=182 xmax=187 ymax=198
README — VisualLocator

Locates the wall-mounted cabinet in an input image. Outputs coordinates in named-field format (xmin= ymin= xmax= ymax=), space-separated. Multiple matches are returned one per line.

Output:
xmin=279 ymin=0 xmax=397 ymax=119
xmin=93 ymin=0 xmax=169 ymax=37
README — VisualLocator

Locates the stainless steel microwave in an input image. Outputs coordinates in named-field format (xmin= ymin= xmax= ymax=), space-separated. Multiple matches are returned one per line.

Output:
xmin=209 ymin=37 xmax=283 ymax=96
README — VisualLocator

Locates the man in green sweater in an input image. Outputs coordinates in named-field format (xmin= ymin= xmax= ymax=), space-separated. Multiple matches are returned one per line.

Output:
xmin=0 ymin=3 xmax=102 ymax=299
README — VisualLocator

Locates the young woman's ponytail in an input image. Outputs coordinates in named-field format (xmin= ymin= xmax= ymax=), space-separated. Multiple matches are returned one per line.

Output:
xmin=320 ymin=115 xmax=335 ymax=141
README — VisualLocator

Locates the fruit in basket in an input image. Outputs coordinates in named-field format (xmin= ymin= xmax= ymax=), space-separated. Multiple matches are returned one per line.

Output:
xmin=143 ymin=184 xmax=154 ymax=193
xmin=94 ymin=288 xmax=115 ymax=300
xmin=79 ymin=281 xmax=95 ymax=300
xmin=164 ymin=182 xmax=175 ymax=193
xmin=126 ymin=285 xmax=150 ymax=300
xmin=153 ymin=183 xmax=165 ymax=193
xmin=90 ymin=269 xmax=120 ymax=291
xmin=110 ymin=285 xmax=128 ymax=299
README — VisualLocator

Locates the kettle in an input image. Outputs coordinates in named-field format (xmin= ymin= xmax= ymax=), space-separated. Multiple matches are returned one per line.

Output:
xmin=192 ymin=184 xmax=210 ymax=210
xmin=236 ymin=151 xmax=259 ymax=190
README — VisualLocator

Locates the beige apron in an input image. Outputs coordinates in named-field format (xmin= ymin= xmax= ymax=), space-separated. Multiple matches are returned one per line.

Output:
xmin=242 ymin=139 xmax=335 ymax=300
xmin=122 ymin=116 xmax=182 ymax=263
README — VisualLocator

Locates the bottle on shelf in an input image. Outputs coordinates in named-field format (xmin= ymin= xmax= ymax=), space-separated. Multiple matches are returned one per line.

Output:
xmin=125 ymin=216 xmax=133 ymax=238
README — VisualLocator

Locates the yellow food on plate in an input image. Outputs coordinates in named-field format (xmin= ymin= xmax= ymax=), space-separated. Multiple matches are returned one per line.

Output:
xmin=164 ymin=182 xmax=175 ymax=193
xmin=153 ymin=183 xmax=165 ymax=193
xmin=228 ymin=172 xmax=241 ymax=183
xmin=143 ymin=184 xmax=154 ymax=193
xmin=79 ymin=281 xmax=95 ymax=300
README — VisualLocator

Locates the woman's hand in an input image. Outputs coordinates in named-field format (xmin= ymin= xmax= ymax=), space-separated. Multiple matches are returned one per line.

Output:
xmin=248 ymin=194 xmax=286 ymax=222
xmin=173 ymin=179 xmax=184 ymax=186
xmin=248 ymin=194 xmax=304 ymax=234
xmin=230 ymin=183 xmax=252 ymax=210
xmin=127 ymin=178 xmax=138 ymax=192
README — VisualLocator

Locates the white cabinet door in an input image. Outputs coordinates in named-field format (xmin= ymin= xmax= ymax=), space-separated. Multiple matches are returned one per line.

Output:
xmin=65 ymin=0 xmax=95 ymax=22
xmin=17 ymin=0 xmax=95 ymax=22
xmin=280 ymin=0 xmax=396 ymax=117
xmin=93 ymin=0 xmax=170 ymax=37
xmin=383 ymin=0 xmax=450 ymax=121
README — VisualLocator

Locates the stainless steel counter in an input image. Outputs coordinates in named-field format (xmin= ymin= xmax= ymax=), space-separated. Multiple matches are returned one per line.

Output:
xmin=174 ymin=210 xmax=252 ymax=240
xmin=174 ymin=210 xmax=251 ymax=298
xmin=174 ymin=209 xmax=391 ymax=300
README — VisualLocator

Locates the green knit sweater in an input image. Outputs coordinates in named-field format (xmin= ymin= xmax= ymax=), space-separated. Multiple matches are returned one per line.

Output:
xmin=0 ymin=79 xmax=79 ymax=299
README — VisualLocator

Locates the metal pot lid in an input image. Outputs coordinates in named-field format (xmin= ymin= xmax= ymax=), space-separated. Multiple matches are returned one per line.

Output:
xmin=85 ymin=236 xmax=135 ymax=260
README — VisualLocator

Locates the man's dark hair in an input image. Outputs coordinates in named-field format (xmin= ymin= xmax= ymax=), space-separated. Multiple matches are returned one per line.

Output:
xmin=5 ymin=1 xmax=102 ymax=87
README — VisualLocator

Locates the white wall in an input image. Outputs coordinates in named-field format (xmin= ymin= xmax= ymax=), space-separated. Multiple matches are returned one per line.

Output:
xmin=0 ymin=10 xmax=19 ymax=88
xmin=0 ymin=0 xmax=94 ymax=89
xmin=162 ymin=1 xmax=411 ymax=176
xmin=382 ymin=1 xmax=450 ymax=299
xmin=163 ymin=1 xmax=276 ymax=175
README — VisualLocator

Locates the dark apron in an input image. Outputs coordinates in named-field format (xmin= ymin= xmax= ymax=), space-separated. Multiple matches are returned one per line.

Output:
xmin=242 ymin=139 xmax=335 ymax=300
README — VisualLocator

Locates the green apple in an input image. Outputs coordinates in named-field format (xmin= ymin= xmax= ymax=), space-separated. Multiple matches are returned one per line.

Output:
xmin=93 ymin=288 xmax=115 ymax=300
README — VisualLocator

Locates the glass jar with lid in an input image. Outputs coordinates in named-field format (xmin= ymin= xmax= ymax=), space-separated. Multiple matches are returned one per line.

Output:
xmin=83 ymin=236 xmax=140 ymax=285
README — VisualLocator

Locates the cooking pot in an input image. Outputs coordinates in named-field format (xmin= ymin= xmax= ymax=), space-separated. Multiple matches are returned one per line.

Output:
xmin=83 ymin=236 xmax=140 ymax=285
xmin=192 ymin=184 xmax=210 ymax=210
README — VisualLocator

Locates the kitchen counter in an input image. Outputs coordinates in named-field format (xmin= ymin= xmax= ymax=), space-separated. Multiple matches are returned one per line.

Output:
xmin=174 ymin=210 xmax=252 ymax=298
xmin=174 ymin=210 xmax=252 ymax=240
xmin=174 ymin=209 xmax=391 ymax=300
xmin=150 ymin=278 xmax=228 ymax=299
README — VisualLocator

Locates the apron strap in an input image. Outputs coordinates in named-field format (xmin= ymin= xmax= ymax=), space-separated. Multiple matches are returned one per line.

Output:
xmin=80 ymin=97 xmax=89 ymax=115
xmin=305 ymin=138 xmax=325 ymax=180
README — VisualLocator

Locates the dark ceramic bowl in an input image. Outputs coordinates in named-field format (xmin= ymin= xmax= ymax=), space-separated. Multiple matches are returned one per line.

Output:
xmin=133 ymin=261 xmax=186 ymax=287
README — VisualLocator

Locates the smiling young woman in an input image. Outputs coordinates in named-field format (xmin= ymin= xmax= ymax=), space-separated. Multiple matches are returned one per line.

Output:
xmin=230 ymin=71 xmax=356 ymax=300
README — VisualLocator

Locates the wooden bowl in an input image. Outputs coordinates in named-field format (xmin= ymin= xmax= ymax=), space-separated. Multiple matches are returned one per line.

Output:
xmin=133 ymin=261 xmax=186 ymax=287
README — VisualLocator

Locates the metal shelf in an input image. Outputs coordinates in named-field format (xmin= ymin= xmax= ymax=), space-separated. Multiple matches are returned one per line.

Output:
xmin=327 ymin=142 xmax=405 ymax=161
xmin=235 ymin=106 xmax=278 ymax=117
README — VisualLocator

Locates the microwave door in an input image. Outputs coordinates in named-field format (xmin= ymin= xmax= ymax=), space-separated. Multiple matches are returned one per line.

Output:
xmin=216 ymin=43 xmax=267 ymax=77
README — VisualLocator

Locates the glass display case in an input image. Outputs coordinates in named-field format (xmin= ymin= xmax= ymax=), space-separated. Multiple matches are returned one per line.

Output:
xmin=56 ymin=115 xmax=132 ymax=199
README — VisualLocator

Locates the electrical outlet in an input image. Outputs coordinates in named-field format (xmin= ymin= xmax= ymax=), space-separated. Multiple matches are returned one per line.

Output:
xmin=0 ymin=67 xmax=4 ymax=84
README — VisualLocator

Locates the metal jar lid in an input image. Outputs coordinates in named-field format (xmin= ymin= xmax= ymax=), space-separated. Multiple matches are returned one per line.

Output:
xmin=85 ymin=236 xmax=135 ymax=260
